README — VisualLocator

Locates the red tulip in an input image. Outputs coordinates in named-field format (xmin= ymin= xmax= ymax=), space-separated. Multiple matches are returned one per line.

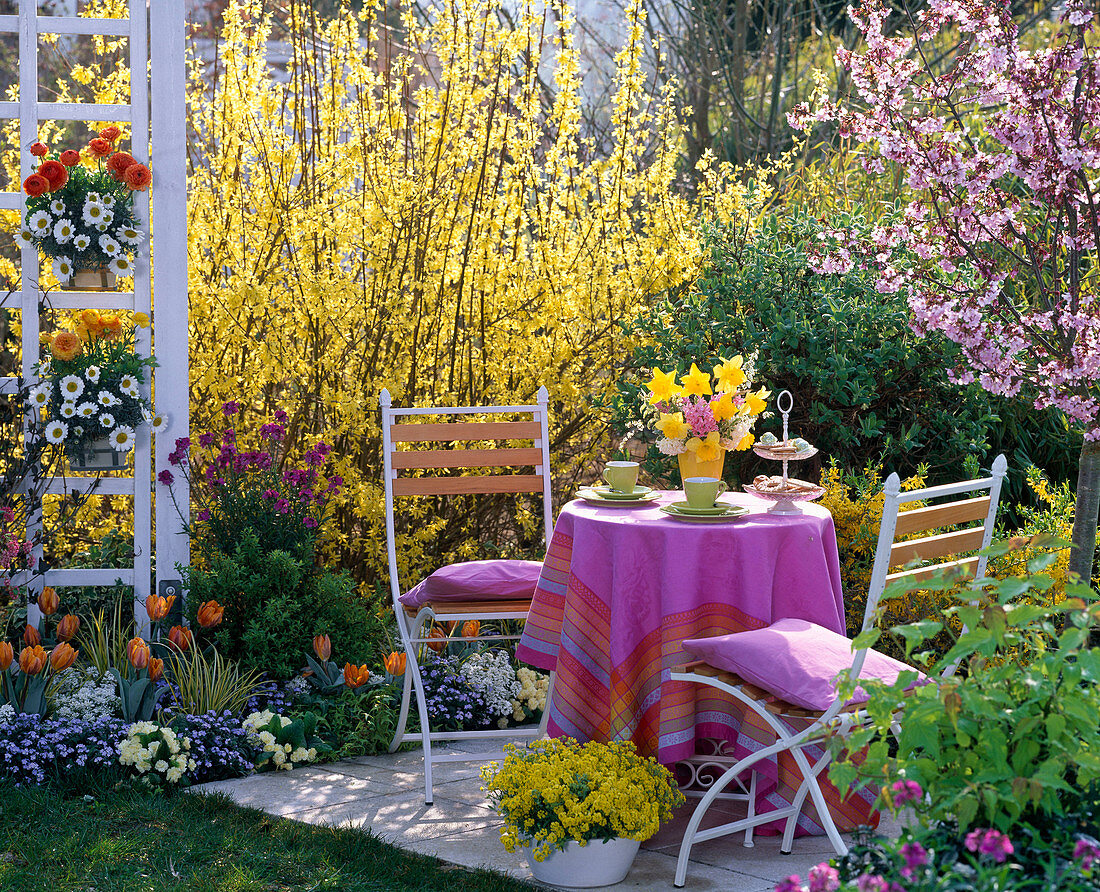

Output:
xmin=427 ymin=625 xmax=448 ymax=653
xmin=148 ymin=657 xmax=164 ymax=682
xmin=49 ymin=642 xmax=78 ymax=672
xmin=343 ymin=663 xmax=371 ymax=689
xmin=145 ymin=593 xmax=175 ymax=622
xmin=38 ymin=587 xmax=59 ymax=616
xmin=312 ymin=634 xmax=331 ymax=661
xmin=461 ymin=620 xmax=481 ymax=639
xmin=383 ymin=651 xmax=406 ymax=676
xmin=196 ymin=600 xmax=224 ymax=628
xmin=167 ymin=625 xmax=191 ymax=652
xmin=0 ymin=641 xmax=12 ymax=671
xmin=23 ymin=624 xmax=40 ymax=646
xmin=18 ymin=645 xmax=47 ymax=675
xmin=127 ymin=637 xmax=150 ymax=670
xmin=57 ymin=614 xmax=80 ymax=641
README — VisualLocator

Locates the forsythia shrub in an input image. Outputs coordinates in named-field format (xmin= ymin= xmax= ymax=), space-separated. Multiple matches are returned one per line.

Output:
xmin=185 ymin=0 xmax=751 ymax=592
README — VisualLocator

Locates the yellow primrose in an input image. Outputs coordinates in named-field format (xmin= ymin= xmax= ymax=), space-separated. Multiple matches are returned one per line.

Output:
xmin=710 ymin=392 xmax=737 ymax=422
xmin=685 ymin=431 xmax=722 ymax=463
xmin=645 ymin=368 xmax=680 ymax=405
xmin=656 ymin=411 xmax=690 ymax=440
xmin=679 ymin=363 xmax=712 ymax=398
xmin=712 ymin=356 xmax=746 ymax=393
xmin=743 ymin=389 xmax=769 ymax=416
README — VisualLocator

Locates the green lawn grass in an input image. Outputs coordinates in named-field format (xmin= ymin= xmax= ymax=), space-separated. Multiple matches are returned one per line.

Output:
xmin=0 ymin=782 xmax=532 ymax=892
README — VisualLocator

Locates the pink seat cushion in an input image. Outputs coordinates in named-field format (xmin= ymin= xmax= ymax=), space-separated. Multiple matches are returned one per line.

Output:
xmin=681 ymin=618 xmax=922 ymax=711
xmin=398 ymin=559 xmax=543 ymax=609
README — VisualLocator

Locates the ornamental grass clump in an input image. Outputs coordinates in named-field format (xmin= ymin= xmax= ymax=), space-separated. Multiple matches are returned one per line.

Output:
xmin=482 ymin=738 xmax=684 ymax=861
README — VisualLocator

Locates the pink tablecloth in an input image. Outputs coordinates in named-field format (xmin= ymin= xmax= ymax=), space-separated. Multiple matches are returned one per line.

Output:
xmin=517 ymin=490 xmax=847 ymax=764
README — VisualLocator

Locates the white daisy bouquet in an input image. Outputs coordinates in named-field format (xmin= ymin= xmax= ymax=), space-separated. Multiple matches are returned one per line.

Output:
xmin=31 ymin=308 xmax=162 ymax=457
xmin=16 ymin=126 xmax=149 ymax=283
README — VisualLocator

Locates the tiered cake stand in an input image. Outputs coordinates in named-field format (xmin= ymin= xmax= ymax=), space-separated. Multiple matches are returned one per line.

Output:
xmin=743 ymin=390 xmax=824 ymax=515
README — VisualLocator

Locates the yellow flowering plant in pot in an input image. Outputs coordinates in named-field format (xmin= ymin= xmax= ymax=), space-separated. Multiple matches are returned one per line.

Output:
xmin=481 ymin=738 xmax=684 ymax=887
xmin=642 ymin=355 xmax=770 ymax=479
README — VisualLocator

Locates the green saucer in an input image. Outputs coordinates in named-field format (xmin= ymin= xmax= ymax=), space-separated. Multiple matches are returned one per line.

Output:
xmin=590 ymin=484 xmax=653 ymax=500
xmin=659 ymin=505 xmax=750 ymax=523
xmin=668 ymin=500 xmax=732 ymax=516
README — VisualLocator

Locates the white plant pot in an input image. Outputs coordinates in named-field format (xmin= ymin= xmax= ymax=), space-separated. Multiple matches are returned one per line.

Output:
xmin=521 ymin=837 xmax=641 ymax=888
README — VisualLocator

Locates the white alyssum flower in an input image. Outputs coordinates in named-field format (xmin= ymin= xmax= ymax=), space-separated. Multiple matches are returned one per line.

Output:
xmin=60 ymin=375 xmax=84 ymax=399
xmin=84 ymin=365 xmax=101 ymax=383
xmin=109 ymin=426 xmax=134 ymax=452
xmin=50 ymin=667 xmax=120 ymax=723
xmin=53 ymin=218 xmax=75 ymax=242
xmin=29 ymin=210 xmax=51 ymax=234
xmin=97 ymin=390 xmax=121 ymax=407
xmin=52 ymin=256 xmax=74 ymax=282
xmin=109 ymin=255 xmax=133 ymax=276
xmin=98 ymin=235 xmax=120 ymax=257
xmin=656 ymin=437 xmax=686 ymax=456
xmin=73 ymin=233 xmax=91 ymax=251
xmin=0 ymin=703 xmax=13 ymax=724
xmin=460 ymin=649 xmax=522 ymax=720
xmin=98 ymin=412 xmax=116 ymax=429
xmin=60 ymin=401 xmax=77 ymax=418
xmin=45 ymin=420 xmax=68 ymax=444
xmin=82 ymin=200 xmax=106 ymax=227
xmin=50 ymin=199 xmax=65 ymax=215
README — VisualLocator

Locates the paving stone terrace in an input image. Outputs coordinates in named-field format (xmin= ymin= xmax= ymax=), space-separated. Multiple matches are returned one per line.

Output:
xmin=194 ymin=739 xmax=903 ymax=891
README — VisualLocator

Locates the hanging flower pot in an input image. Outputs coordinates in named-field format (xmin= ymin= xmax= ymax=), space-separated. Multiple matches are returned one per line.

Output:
xmin=67 ymin=436 xmax=127 ymax=471
xmin=63 ymin=268 xmax=117 ymax=292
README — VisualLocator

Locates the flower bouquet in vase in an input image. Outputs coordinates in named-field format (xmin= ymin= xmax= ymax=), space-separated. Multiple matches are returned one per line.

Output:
xmin=641 ymin=355 xmax=769 ymax=481
xmin=482 ymin=738 xmax=684 ymax=888
xmin=16 ymin=126 xmax=150 ymax=289
xmin=31 ymin=309 xmax=162 ymax=471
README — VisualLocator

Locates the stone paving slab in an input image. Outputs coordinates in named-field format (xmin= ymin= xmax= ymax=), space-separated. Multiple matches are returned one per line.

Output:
xmin=193 ymin=739 xmax=900 ymax=890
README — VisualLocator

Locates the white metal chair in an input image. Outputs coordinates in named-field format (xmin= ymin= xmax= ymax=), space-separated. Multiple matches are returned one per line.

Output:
xmin=381 ymin=387 xmax=554 ymax=804
xmin=671 ymin=455 xmax=1008 ymax=887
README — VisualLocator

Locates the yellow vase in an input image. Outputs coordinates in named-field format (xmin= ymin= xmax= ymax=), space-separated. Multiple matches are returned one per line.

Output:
xmin=677 ymin=449 xmax=726 ymax=481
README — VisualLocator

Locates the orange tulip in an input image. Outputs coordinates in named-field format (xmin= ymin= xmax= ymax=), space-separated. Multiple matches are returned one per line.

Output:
xmin=127 ymin=637 xmax=151 ymax=670
xmin=313 ymin=634 xmax=332 ymax=661
xmin=148 ymin=657 xmax=164 ymax=682
xmin=18 ymin=645 xmax=48 ymax=675
xmin=196 ymin=600 xmax=224 ymax=628
xmin=343 ymin=663 xmax=371 ymax=689
xmin=23 ymin=624 xmax=40 ymax=646
xmin=38 ymin=587 xmax=59 ymax=616
xmin=145 ymin=593 xmax=175 ymax=622
xmin=57 ymin=614 xmax=80 ymax=641
xmin=461 ymin=620 xmax=481 ymax=639
xmin=167 ymin=625 xmax=192 ymax=652
xmin=383 ymin=651 xmax=406 ymax=676
xmin=0 ymin=641 xmax=12 ymax=671
xmin=49 ymin=642 xmax=78 ymax=672
xmin=427 ymin=625 xmax=448 ymax=653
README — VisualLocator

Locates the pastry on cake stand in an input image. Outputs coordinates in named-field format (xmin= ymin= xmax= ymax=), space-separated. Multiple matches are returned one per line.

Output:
xmin=743 ymin=390 xmax=824 ymax=515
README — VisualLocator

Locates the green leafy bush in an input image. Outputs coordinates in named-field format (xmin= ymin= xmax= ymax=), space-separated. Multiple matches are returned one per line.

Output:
xmin=299 ymin=686 xmax=400 ymax=760
xmin=183 ymin=532 xmax=384 ymax=680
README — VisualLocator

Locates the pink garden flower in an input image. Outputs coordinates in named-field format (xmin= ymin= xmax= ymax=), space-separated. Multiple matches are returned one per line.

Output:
xmin=965 ymin=828 xmax=1014 ymax=863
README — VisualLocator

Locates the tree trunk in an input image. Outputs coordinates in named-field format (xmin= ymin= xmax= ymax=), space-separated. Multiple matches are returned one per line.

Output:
xmin=1070 ymin=439 xmax=1100 ymax=585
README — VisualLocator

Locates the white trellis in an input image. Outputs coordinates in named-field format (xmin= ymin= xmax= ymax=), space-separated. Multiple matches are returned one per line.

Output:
xmin=4 ymin=0 xmax=189 ymax=636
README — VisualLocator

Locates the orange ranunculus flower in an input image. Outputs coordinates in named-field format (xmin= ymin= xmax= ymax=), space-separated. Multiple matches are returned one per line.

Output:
xmin=312 ymin=634 xmax=331 ymax=661
xmin=19 ymin=645 xmax=48 ymax=675
xmin=196 ymin=600 xmax=224 ymax=628
xmin=427 ymin=625 xmax=448 ymax=653
xmin=57 ymin=614 xmax=80 ymax=641
xmin=29 ymin=141 xmax=48 ymax=157
xmin=127 ymin=637 xmax=151 ymax=669
xmin=99 ymin=313 xmax=123 ymax=340
xmin=38 ymin=586 xmax=59 ymax=616
xmin=50 ymin=331 xmax=82 ymax=361
xmin=88 ymin=137 xmax=112 ymax=159
xmin=59 ymin=149 xmax=81 ymax=167
xmin=37 ymin=160 xmax=67 ymax=191
xmin=167 ymin=625 xmax=191 ymax=652
xmin=49 ymin=642 xmax=78 ymax=672
xmin=343 ymin=663 xmax=371 ymax=689
xmin=461 ymin=620 xmax=481 ymax=639
xmin=23 ymin=624 xmax=40 ymax=646
xmin=145 ymin=593 xmax=175 ymax=622
xmin=98 ymin=125 xmax=121 ymax=142
xmin=0 ymin=641 xmax=12 ymax=671
xmin=123 ymin=163 xmax=151 ymax=191
xmin=148 ymin=657 xmax=164 ymax=682
xmin=22 ymin=173 xmax=49 ymax=197
xmin=106 ymin=151 xmax=136 ymax=180
xmin=383 ymin=651 xmax=406 ymax=676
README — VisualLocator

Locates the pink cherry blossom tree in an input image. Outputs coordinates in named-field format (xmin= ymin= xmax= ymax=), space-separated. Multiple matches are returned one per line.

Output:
xmin=790 ymin=0 xmax=1100 ymax=582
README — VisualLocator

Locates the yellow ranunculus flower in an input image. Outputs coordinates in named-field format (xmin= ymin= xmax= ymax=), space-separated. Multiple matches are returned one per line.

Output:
xmin=710 ymin=392 xmax=736 ymax=422
xmin=656 ymin=411 xmax=690 ymax=440
xmin=132 ymin=312 xmax=150 ymax=327
xmin=679 ymin=363 xmax=712 ymax=397
xmin=712 ymin=356 xmax=746 ymax=393
xmin=685 ymin=431 xmax=721 ymax=462
xmin=645 ymin=368 xmax=680 ymax=405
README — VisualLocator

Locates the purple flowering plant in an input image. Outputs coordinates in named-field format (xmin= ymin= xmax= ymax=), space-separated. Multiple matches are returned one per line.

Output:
xmin=418 ymin=655 xmax=491 ymax=732
xmin=170 ymin=710 xmax=258 ymax=784
xmin=0 ymin=712 xmax=125 ymax=787
xmin=159 ymin=403 xmax=341 ymax=564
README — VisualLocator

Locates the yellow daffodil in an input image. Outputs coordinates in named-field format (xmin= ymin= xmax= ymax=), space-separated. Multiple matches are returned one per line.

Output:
xmin=743 ymin=389 xmax=769 ymax=416
xmin=712 ymin=356 xmax=746 ymax=393
xmin=736 ymin=432 xmax=755 ymax=451
xmin=685 ymin=431 xmax=722 ymax=462
xmin=656 ymin=411 xmax=690 ymax=440
xmin=680 ymin=363 xmax=712 ymax=398
xmin=645 ymin=368 xmax=680 ymax=405
xmin=710 ymin=392 xmax=737 ymax=422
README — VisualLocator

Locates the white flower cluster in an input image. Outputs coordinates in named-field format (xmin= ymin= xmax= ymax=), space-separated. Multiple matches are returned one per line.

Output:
xmin=50 ymin=667 xmax=121 ymax=722
xmin=0 ymin=703 xmax=14 ymax=724
xmin=119 ymin=721 xmax=195 ymax=784
xmin=22 ymin=191 xmax=142 ymax=280
xmin=32 ymin=371 xmax=137 ymax=452
xmin=509 ymin=667 xmax=550 ymax=722
xmin=461 ymin=650 xmax=521 ymax=721
xmin=243 ymin=710 xmax=317 ymax=771
xmin=656 ymin=438 xmax=687 ymax=455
